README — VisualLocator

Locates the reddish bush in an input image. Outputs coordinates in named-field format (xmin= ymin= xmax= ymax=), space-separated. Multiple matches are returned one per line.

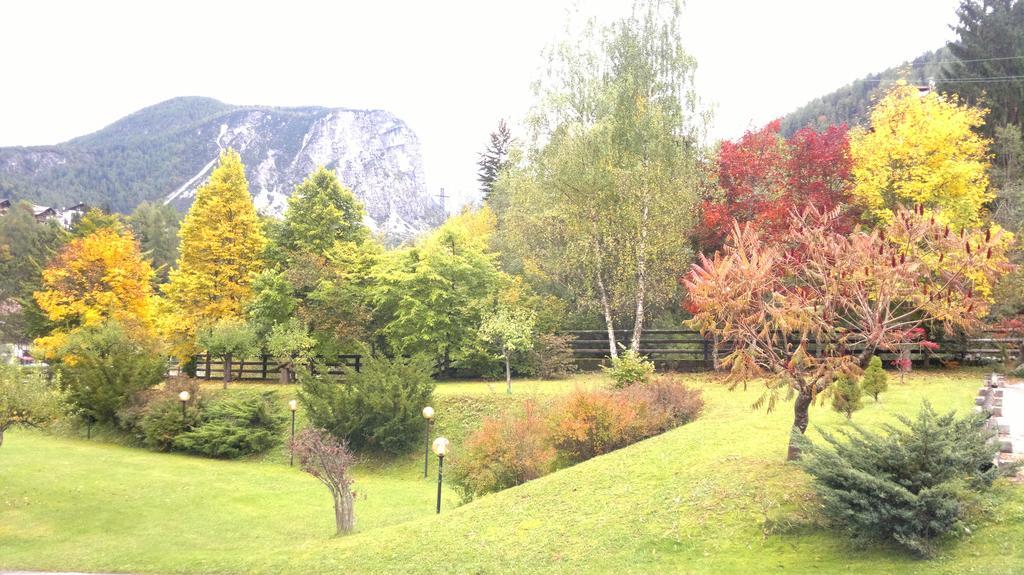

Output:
xmin=448 ymin=400 xmax=556 ymax=499
xmin=622 ymin=375 xmax=704 ymax=436
xmin=548 ymin=390 xmax=642 ymax=464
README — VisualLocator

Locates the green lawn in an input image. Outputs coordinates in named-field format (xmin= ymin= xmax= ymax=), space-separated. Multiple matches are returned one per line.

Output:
xmin=2 ymin=369 xmax=1022 ymax=574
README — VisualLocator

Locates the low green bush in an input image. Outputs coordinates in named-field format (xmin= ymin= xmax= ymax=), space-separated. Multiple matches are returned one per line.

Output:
xmin=299 ymin=354 xmax=435 ymax=455
xmin=140 ymin=396 xmax=203 ymax=452
xmin=604 ymin=349 xmax=654 ymax=388
xmin=172 ymin=391 xmax=285 ymax=458
xmin=799 ymin=402 xmax=1009 ymax=557
xmin=54 ymin=322 xmax=166 ymax=427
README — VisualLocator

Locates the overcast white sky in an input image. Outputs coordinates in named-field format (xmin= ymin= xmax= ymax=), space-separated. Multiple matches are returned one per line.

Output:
xmin=0 ymin=0 xmax=960 ymax=208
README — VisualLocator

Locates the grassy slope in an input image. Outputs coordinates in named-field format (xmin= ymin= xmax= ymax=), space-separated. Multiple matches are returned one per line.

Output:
xmin=1 ymin=370 xmax=1023 ymax=574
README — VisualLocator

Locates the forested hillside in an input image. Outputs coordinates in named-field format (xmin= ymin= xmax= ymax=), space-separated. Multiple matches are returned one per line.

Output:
xmin=780 ymin=49 xmax=948 ymax=135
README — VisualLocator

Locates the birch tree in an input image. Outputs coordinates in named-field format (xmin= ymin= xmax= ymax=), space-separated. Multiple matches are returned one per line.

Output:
xmin=504 ymin=0 xmax=703 ymax=356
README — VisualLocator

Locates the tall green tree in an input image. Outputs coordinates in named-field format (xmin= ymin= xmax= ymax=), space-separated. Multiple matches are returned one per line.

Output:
xmin=0 ymin=202 xmax=67 ymax=344
xmin=279 ymin=167 xmax=367 ymax=257
xmin=478 ymin=120 xmax=513 ymax=201
xmin=504 ymin=0 xmax=702 ymax=357
xmin=940 ymin=0 xmax=1024 ymax=129
xmin=127 ymin=202 xmax=181 ymax=283
xmin=370 ymin=208 xmax=501 ymax=372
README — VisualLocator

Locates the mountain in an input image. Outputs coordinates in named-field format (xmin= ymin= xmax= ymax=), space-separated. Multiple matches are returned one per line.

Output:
xmin=0 ymin=97 xmax=444 ymax=242
xmin=780 ymin=48 xmax=949 ymax=136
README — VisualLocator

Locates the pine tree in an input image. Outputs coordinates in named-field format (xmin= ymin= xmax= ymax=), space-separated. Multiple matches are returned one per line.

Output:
xmin=162 ymin=149 xmax=266 ymax=357
xmin=861 ymin=355 xmax=889 ymax=401
xmin=831 ymin=374 xmax=863 ymax=420
xmin=477 ymin=119 xmax=512 ymax=200
xmin=940 ymin=0 xmax=1024 ymax=129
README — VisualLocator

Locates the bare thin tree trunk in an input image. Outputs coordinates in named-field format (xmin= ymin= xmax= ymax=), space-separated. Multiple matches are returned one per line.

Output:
xmin=596 ymin=269 xmax=618 ymax=359
xmin=333 ymin=489 xmax=355 ymax=534
xmin=504 ymin=348 xmax=512 ymax=394
xmin=223 ymin=353 xmax=232 ymax=389
xmin=0 ymin=426 xmax=5 ymax=448
xmin=629 ymin=202 xmax=650 ymax=353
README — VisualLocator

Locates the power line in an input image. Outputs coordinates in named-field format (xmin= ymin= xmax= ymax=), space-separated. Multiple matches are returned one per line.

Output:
xmin=852 ymin=74 xmax=1024 ymax=85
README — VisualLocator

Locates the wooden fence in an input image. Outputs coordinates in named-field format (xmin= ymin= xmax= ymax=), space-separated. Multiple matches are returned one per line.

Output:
xmin=567 ymin=328 xmax=1024 ymax=371
xmin=188 ymin=354 xmax=362 ymax=381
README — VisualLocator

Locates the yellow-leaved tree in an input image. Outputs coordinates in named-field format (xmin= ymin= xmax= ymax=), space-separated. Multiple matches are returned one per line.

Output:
xmin=162 ymin=149 xmax=266 ymax=358
xmin=850 ymin=82 xmax=993 ymax=228
xmin=33 ymin=226 xmax=156 ymax=357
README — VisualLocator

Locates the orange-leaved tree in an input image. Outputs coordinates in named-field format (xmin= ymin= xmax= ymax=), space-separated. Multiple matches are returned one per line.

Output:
xmin=33 ymin=226 xmax=156 ymax=357
xmin=684 ymin=205 xmax=1011 ymax=460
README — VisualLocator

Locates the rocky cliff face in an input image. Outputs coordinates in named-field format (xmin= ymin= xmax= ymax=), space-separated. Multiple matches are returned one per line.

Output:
xmin=0 ymin=97 xmax=444 ymax=242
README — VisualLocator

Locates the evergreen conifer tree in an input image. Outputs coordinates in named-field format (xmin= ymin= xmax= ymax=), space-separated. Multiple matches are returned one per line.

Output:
xmin=477 ymin=119 xmax=512 ymax=200
xmin=831 ymin=374 xmax=863 ymax=419
xmin=861 ymin=355 xmax=889 ymax=401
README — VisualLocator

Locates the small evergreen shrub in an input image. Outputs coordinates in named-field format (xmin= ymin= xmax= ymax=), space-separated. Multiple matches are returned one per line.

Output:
xmin=799 ymin=403 xmax=1007 ymax=557
xmin=861 ymin=356 xmax=888 ymax=401
xmin=140 ymin=396 xmax=203 ymax=451
xmin=604 ymin=349 xmax=654 ymax=388
xmin=299 ymin=354 xmax=436 ymax=455
xmin=173 ymin=391 xmax=285 ymax=458
xmin=119 ymin=377 xmax=201 ymax=442
xmin=528 ymin=334 xmax=577 ymax=379
xmin=830 ymin=374 xmax=863 ymax=419
xmin=449 ymin=400 xmax=555 ymax=499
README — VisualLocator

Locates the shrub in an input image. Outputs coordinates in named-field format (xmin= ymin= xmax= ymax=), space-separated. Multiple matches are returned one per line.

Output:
xmin=54 ymin=322 xmax=166 ymax=426
xmin=604 ymin=349 xmax=654 ymax=388
xmin=830 ymin=374 xmax=863 ymax=419
xmin=528 ymin=334 xmax=577 ymax=379
xmin=299 ymin=354 xmax=435 ymax=455
xmin=550 ymin=378 xmax=703 ymax=465
xmin=172 ymin=391 xmax=285 ymax=458
xmin=119 ymin=377 xmax=201 ymax=442
xmin=799 ymin=403 xmax=1007 ymax=557
xmin=861 ymin=356 xmax=888 ymax=401
xmin=0 ymin=364 xmax=63 ymax=448
xmin=292 ymin=428 xmax=358 ymax=534
xmin=622 ymin=375 xmax=704 ymax=435
xmin=139 ymin=396 xmax=203 ymax=451
xmin=548 ymin=390 xmax=641 ymax=464
xmin=449 ymin=400 xmax=555 ymax=499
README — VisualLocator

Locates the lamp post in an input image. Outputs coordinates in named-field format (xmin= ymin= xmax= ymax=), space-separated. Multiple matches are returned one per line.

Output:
xmin=288 ymin=399 xmax=298 ymax=466
xmin=422 ymin=406 xmax=435 ymax=478
xmin=432 ymin=436 xmax=449 ymax=514
xmin=178 ymin=390 xmax=191 ymax=423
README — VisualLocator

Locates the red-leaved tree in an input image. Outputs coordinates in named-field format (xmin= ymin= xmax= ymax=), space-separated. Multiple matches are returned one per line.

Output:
xmin=684 ymin=205 xmax=1012 ymax=460
xmin=292 ymin=428 xmax=358 ymax=534
xmin=700 ymin=120 xmax=855 ymax=251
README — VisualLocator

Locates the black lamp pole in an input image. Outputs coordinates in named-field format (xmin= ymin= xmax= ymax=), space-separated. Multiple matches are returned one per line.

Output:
xmin=436 ymin=453 xmax=444 ymax=514
xmin=181 ymin=399 xmax=187 ymax=422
